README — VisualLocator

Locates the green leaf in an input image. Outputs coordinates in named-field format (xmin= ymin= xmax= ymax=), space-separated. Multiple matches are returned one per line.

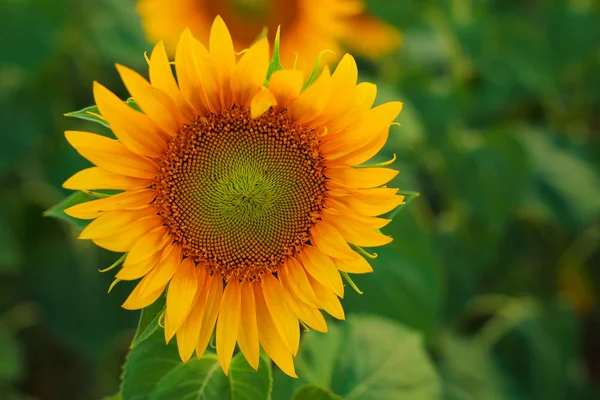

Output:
xmin=121 ymin=330 xmax=272 ymax=400
xmin=64 ymin=105 xmax=109 ymax=128
xmin=274 ymin=315 xmax=440 ymax=400
xmin=43 ymin=191 xmax=95 ymax=230
xmin=265 ymin=26 xmax=283 ymax=84
xmin=130 ymin=296 xmax=165 ymax=349
xmin=102 ymin=395 xmax=122 ymax=400
xmin=0 ymin=322 xmax=23 ymax=382
xmin=293 ymin=384 xmax=342 ymax=400
xmin=438 ymin=334 xmax=509 ymax=400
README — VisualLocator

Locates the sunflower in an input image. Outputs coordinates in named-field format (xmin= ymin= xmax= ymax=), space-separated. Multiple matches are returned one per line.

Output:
xmin=63 ymin=17 xmax=403 ymax=377
xmin=137 ymin=0 xmax=401 ymax=70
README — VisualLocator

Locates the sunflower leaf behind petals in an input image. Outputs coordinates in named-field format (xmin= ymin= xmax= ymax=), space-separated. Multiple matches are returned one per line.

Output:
xmin=130 ymin=294 xmax=165 ymax=349
xmin=264 ymin=26 xmax=283 ymax=85
xmin=121 ymin=329 xmax=273 ymax=400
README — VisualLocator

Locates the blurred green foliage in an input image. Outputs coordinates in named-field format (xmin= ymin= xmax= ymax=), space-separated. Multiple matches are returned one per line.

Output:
xmin=0 ymin=0 xmax=599 ymax=398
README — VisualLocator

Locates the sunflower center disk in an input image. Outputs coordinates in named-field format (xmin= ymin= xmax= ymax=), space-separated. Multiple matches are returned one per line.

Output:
xmin=154 ymin=107 xmax=327 ymax=282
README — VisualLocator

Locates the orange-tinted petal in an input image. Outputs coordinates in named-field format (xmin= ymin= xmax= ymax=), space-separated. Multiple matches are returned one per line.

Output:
xmin=93 ymin=215 xmax=163 ymax=252
xmin=326 ymin=166 xmax=398 ymax=189
xmin=232 ymin=38 xmax=269 ymax=107
xmin=268 ymin=70 xmax=304 ymax=105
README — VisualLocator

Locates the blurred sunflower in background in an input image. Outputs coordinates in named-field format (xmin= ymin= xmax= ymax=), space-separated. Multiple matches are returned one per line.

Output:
xmin=137 ymin=0 xmax=401 ymax=69
xmin=62 ymin=17 xmax=402 ymax=377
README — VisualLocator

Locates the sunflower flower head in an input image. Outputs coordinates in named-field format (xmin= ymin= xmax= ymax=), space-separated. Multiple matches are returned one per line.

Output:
xmin=63 ymin=16 xmax=404 ymax=377
xmin=137 ymin=0 xmax=402 ymax=70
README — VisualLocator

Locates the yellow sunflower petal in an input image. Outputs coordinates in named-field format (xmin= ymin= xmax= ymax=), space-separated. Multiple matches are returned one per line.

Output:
xmin=326 ymin=166 xmax=398 ymax=189
xmin=291 ymin=68 xmax=332 ymax=125
xmin=209 ymin=16 xmax=236 ymax=108
xmin=93 ymin=82 xmax=167 ymax=157
xmin=195 ymin=273 xmax=223 ymax=359
xmin=307 ymin=275 xmax=345 ymax=320
xmin=323 ymin=213 xmax=393 ymax=247
xmin=279 ymin=277 xmax=328 ymax=333
xmin=300 ymin=245 xmax=344 ymax=297
xmin=123 ymin=226 xmax=170 ymax=266
xmin=64 ymin=189 xmax=156 ymax=220
xmin=333 ymin=255 xmax=374 ymax=274
xmin=237 ymin=283 xmax=260 ymax=370
xmin=268 ymin=70 xmax=304 ymax=105
xmin=250 ymin=87 xmax=277 ymax=119
xmin=116 ymin=248 xmax=163 ymax=281
xmin=279 ymin=258 xmax=320 ymax=308
xmin=116 ymin=64 xmax=182 ymax=136
xmin=79 ymin=207 xmax=158 ymax=240
xmin=92 ymin=215 xmax=163 ymax=252
xmin=164 ymin=258 xmax=198 ymax=342
xmin=261 ymin=274 xmax=300 ymax=356
xmin=337 ymin=191 xmax=405 ymax=217
xmin=122 ymin=244 xmax=182 ymax=310
xmin=122 ymin=281 xmax=165 ymax=311
xmin=323 ymin=198 xmax=391 ymax=230
xmin=148 ymin=41 xmax=197 ymax=123
xmin=65 ymin=131 xmax=158 ymax=179
xmin=253 ymin=285 xmax=297 ymax=378
xmin=176 ymin=266 xmax=208 ymax=362
xmin=310 ymin=220 xmax=357 ymax=260
xmin=216 ymin=279 xmax=242 ymax=375
xmin=232 ymin=37 xmax=269 ymax=107
xmin=63 ymin=167 xmax=152 ymax=191
xmin=175 ymin=29 xmax=217 ymax=114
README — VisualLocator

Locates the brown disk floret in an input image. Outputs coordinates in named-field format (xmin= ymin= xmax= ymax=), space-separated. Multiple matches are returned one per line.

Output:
xmin=154 ymin=106 xmax=327 ymax=282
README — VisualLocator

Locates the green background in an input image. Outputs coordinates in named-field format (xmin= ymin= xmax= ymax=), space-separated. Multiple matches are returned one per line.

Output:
xmin=0 ymin=0 xmax=599 ymax=398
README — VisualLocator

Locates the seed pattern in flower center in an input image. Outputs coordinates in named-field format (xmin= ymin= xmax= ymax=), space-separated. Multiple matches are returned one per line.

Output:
xmin=154 ymin=107 xmax=327 ymax=282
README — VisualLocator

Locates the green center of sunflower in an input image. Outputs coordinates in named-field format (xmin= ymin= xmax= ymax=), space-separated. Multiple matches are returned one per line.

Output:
xmin=154 ymin=107 xmax=327 ymax=282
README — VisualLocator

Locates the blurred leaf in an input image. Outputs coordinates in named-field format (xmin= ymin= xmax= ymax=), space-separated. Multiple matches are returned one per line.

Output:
xmin=130 ymin=296 xmax=164 ymax=349
xmin=23 ymin=211 xmax=137 ymax=359
xmin=64 ymin=105 xmax=109 ymax=128
xmin=520 ymin=128 xmax=600 ymax=227
xmin=44 ymin=191 xmax=95 ymax=230
xmin=0 ymin=0 xmax=67 ymax=77
xmin=102 ymin=395 xmax=121 ymax=400
xmin=121 ymin=330 xmax=272 ymax=400
xmin=343 ymin=207 xmax=442 ymax=339
xmin=446 ymin=130 xmax=532 ymax=233
xmin=0 ymin=322 xmax=23 ymax=383
xmin=274 ymin=315 xmax=440 ymax=399
xmin=490 ymin=299 xmax=584 ymax=400
xmin=438 ymin=334 xmax=509 ymax=400
xmin=292 ymin=384 xmax=342 ymax=400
